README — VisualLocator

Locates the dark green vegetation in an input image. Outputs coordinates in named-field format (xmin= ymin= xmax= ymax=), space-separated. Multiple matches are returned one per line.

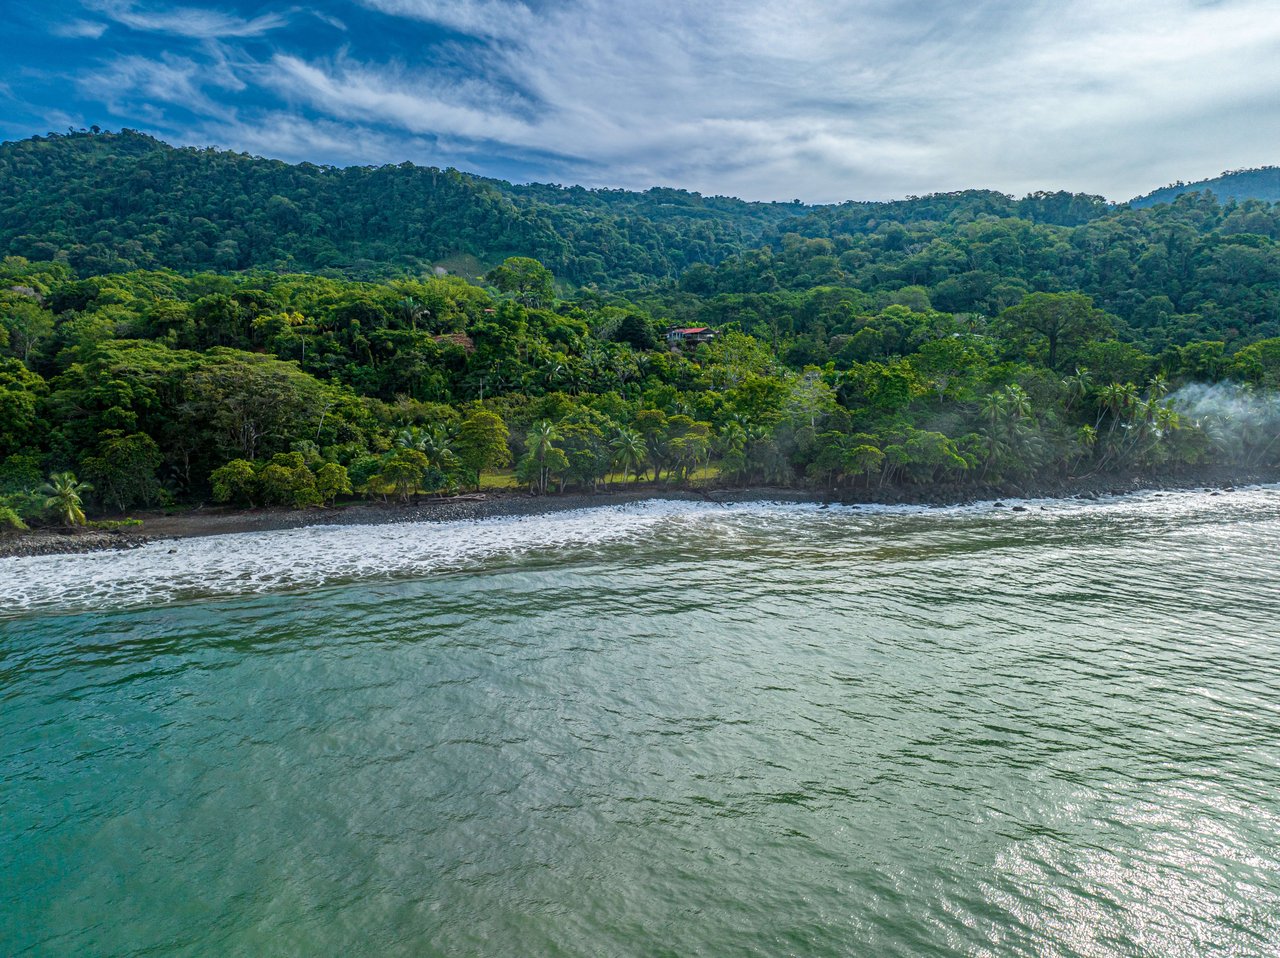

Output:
xmin=1132 ymin=166 xmax=1280 ymax=209
xmin=0 ymin=131 xmax=808 ymax=287
xmin=2 ymin=131 xmax=1279 ymax=529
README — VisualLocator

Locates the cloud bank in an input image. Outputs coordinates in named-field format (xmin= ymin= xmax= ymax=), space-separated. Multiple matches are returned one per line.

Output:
xmin=6 ymin=0 xmax=1280 ymax=201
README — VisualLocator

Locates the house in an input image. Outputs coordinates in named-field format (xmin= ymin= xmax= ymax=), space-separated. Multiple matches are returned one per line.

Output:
xmin=665 ymin=326 xmax=717 ymax=347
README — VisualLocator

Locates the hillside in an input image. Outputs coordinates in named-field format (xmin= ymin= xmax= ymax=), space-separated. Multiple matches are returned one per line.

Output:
xmin=2 ymin=134 xmax=1280 ymax=528
xmin=2 ymin=130 xmax=1279 ymax=350
xmin=1130 ymin=167 xmax=1280 ymax=208
xmin=1 ymin=131 xmax=1117 ymax=288
xmin=0 ymin=130 xmax=812 ymax=287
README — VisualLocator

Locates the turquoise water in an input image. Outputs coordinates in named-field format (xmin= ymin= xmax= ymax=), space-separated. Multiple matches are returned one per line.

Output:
xmin=4 ymin=491 xmax=1280 ymax=957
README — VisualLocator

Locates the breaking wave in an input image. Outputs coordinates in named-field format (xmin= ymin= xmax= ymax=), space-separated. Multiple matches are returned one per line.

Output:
xmin=3 ymin=487 xmax=1278 ymax=618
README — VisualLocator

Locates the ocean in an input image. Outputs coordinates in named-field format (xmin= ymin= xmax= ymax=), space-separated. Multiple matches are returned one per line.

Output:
xmin=4 ymin=489 xmax=1279 ymax=956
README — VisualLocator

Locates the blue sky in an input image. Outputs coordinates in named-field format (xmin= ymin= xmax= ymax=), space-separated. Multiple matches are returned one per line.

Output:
xmin=3 ymin=1 xmax=1278 ymax=202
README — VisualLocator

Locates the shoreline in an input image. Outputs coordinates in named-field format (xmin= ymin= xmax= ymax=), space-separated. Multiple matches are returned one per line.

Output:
xmin=3 ymin=464 xmax=1278 ymax=560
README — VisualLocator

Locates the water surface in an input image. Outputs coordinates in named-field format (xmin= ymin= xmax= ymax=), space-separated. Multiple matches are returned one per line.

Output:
xmin=4 ymin=490 xmax=1279 ymax=956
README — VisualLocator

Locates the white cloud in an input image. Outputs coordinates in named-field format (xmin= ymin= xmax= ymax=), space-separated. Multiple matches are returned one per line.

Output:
xmin=310 ymin=11 xmax=347 ymax=32
xmin=262 ymin=54 xmax=541 ymax=145
xmin=356 ymin=0 xmax=535 ymax=40
xmin=268 ymin=0 xmax=1280 ymax=200
xmin=87 ymin=1 xmax=288 ymax=39
xmin=79 ymin=53 xmax=240 ymax=120
xmin=52 ymin=19 xmax=110 ymax=39
xmin=76 ymin=0 xmax=1280 ymax=200
xmin=203 ymin=113 xmax=490 ymax=170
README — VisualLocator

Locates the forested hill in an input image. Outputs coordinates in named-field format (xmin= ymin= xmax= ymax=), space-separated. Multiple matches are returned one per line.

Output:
xmin=2 ymin=130 xmax=1115 ymax=287
xmin=0 ymin=130 xmax=812 ymax=286
xmin=3 ymin=134 xmax=1280 ymax=530
xmin=1130 ymin=167 xmax=1280 ymax=208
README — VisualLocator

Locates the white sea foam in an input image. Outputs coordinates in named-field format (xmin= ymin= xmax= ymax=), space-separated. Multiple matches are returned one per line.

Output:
xmin=0 ymin=500 xmax=798 ymax=616
xmin=2 ymin=488 xmax=1276 ymax=617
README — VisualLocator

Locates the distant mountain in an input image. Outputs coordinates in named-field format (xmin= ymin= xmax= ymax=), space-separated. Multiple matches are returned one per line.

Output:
xmin=1130 ymin=167 xmax=1280 ymax=208
xmin=0 ymin=130 xmax=1111 ymax=286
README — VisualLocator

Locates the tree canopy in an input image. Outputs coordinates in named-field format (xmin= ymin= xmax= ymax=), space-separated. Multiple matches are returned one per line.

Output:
xmin=2 ymin=131 xmax=1279 ymax=530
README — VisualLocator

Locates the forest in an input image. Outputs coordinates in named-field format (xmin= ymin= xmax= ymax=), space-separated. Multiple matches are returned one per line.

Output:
xmin=2 ymin=132 xmax=1280 ymax=530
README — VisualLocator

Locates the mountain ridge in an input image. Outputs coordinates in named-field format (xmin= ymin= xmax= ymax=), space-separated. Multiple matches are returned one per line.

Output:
xmin=1 ymin=130 xmax=1275 ymax=289
xmin=0 ymin=130 xmax=1113 ymax=284
xmin=1129 ymin=167 xmax=1280 ymax=208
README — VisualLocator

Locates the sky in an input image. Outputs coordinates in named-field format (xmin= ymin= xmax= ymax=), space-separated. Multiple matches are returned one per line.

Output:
xmin=2 ymin=0 xmax=1278 ymax=203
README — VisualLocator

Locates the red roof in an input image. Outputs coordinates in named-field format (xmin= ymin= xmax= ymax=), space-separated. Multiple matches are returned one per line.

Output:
xmin=674 ymin=327 xmax=710 ymax=334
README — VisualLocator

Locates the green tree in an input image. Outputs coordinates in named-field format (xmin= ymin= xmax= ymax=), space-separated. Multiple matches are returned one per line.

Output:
xmin=81 ymin=431 xmax=163 ymax=512
xmin=186 ymin=353 xmax=332 ymax=461
xmin=314 ymin=462 xmax=352 ymax=506
xmin=0 ymin=298 xmax=54 ymax=363
xmin=211 ymin=459 xmax=259 ymax=506
xmin=845 ymin=444 xmax=885 ymax=487
xmin=610 ymin=427 xmax=648 ymax=483
xmin=558 ymin=421 xmax=611 ymax=491
xmin=41 ymin=471 xmax=92 ymax=526
xmin=0 ymin=359 xmax=47 ymax=458
xmin=257 ymin=452 xmax=321 ymax=508
xmin=454 ymin=410 xmax=511 ymax=489
xmin=1230 ymin=338 xmax=1280 ymax=387
xmin=376 ymin=448 xmax=429 ymax=502
xmin=487 ymin=257 xmax=555 ymax=308
xmin=519 ymin=421 xmax=563 ymax=495
xmin=0 ymin=505 xmax=26 ymax=531
xmin=998 ymin=292 xmax=1113 ymax=370
xmin=613 ymin=314 xmax=658 ymax=351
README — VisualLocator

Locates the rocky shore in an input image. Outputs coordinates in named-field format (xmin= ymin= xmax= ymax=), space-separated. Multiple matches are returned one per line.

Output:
xmin=3 ymin=464 xmax=1277 ymax=560
xmin=0 ymin=529 xmax=153 ymax=559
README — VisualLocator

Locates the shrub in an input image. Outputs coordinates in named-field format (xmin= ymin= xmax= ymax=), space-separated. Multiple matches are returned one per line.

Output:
xmin=211 ymin=459 xmax=258 ymax=506
xmin=314 ymin=462 xmax=352 ymax=506
xmin=0 ymin=505 xmax=27 ymax=531
xmin=258 ymin=453 xmax=321 ymax=508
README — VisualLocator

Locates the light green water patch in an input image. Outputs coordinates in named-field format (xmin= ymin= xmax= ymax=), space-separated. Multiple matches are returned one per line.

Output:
xmin=3 ymin=491 xmax=1279 ymax=956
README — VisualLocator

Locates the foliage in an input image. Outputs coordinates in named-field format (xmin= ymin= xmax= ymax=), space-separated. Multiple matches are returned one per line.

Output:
xmin=40 ymin=471 xmax=91 ymax=526
xmin=81 ymin=431 xmax=163 ymax=512
xmin=0 ymin=135 xmax=1277 ymax=523
xmin=257 ymin=453 xmax=322 ymax=509
xmin=0 ymin=131 xmax=810 ymax=286
xmin=314 ymin=462 xmax=352 ymax=506
xmin=0 ymin=505 xmax=27 ymax=531
xmin=486 ymin=257 xmax=556 ymax=307
xmin=211 ymin=459 xmax=258 ymax=506
xmin=454 ymin=410 xmax=511 ymax=489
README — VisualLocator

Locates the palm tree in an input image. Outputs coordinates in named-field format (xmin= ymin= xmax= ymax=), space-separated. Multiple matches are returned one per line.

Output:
xmin=41 ymin=472 xmax=92 ymax=526
xmin=713 ymin=421 xmax=748 ymax=484
xmin=525 ymin=421 xmax=561 ymax=495
xmin=1003 ymin=384 xmax=1032 ymax=421
xmin=1062 ymin=367 xmax=1093 ymax=415
xmin=423 ymin=425 xmax=452 ymax=467
xmin=979 ymin=385 xmax=1040 ymax=477
xmin=981 ymin=389 xmax=1009 ymax=432
xmin=395 ymin=425 xmax=429 ymax=450
xmin=397 ymin=297 xmax=431 ymax=332
xmin=979 ymin=391 xmax=1009 ymax=476
xmin=398 ymin=424 xmax=457 ymax=474
xmin=610 ymin=428 xmax=648 ymax=484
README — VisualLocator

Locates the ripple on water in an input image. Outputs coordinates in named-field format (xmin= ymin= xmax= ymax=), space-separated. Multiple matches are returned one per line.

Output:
xmin=2 ymin=487 xmax=1279 ymax=957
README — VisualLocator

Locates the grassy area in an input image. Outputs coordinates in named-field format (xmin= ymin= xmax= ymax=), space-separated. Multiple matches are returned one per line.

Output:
xmin=478 ymin=470 xmax=522 ymax=490
xmin=431 ymin=253 xmax=489 ymax=280
xmin=478 ymin=465 xmax=723 ymax=492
